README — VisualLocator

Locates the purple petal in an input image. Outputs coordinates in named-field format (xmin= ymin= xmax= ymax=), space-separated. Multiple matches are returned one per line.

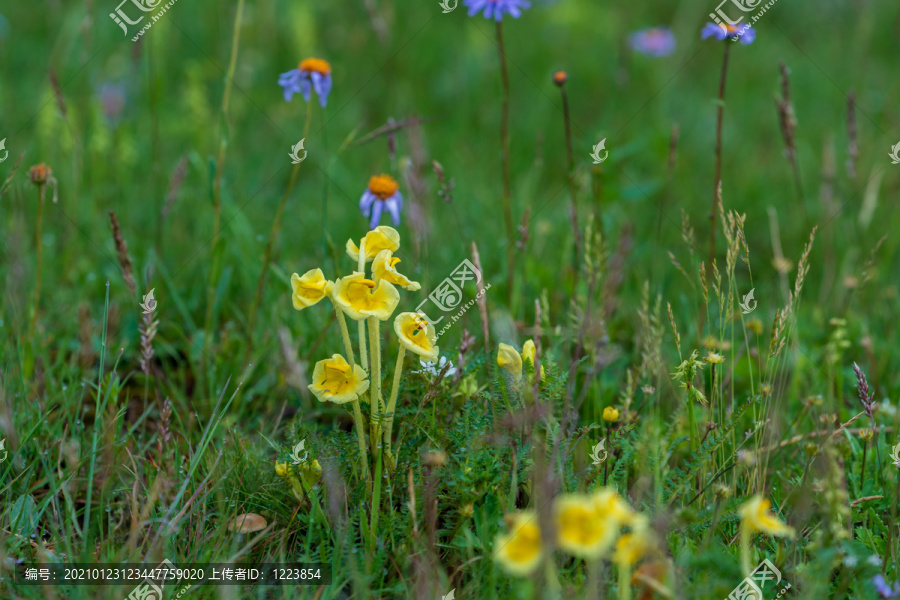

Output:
xmin=739 ymin=27 xmax=756 ymax=44
xmin=385 ymin=193 xmax=402 ymax=226
xmin=369 ymin=200 xmax=384 ymax=230
xmin=360 ymin=190 xmax=376 ymax=216
xmin=701 ymin=23 xmax=728 ymax=41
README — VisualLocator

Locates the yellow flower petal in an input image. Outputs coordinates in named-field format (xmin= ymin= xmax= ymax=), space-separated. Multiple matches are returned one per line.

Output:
xmin=739 ymin=495 xmax=794 ymax=537
xmin=308 ymin=354 xmax=370 ymax=404
xmin=612 ymin=515 xmax=653 ymax=567
xmin=497 ymin=343 xmax=523 ymax=378
xmin=332 ymin=272 xmax=400 ymax=321
xmin=592 ymin=488 xmax=636 ymax=525
xmin=290 ymin=268 xmax=332 ymax=310
xmin=394 ymin=312 xmax=439 ymax=360
xmin=373 ymin=250 xmax=421 ymax=291
xmin=346 ymin=226 xmax=401 ymax=263
xmin=554 ymin=494 xmax=618 ymax=559
xmin=521 ymin=339 xmax=545 ymax=380
xmin=602 ymin=406 xmax=620 ymax=422
xmin=493 ymin=512 xmax=543 ymax=576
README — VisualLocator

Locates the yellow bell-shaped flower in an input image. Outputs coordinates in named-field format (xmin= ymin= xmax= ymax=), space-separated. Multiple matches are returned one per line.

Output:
xmin=332 ymin=272 xmax=400 ymax=321
xmin=554 ymin=493 xmax=618 ymax=559
xmin=612 ymin=515 xmax=654 ymax=567
xmin=373 ymin=250 xmax=421 ymax=291
xmin=739 ymin=495 xmax=794 ymax=537
xmin=522 ymin=340 xmax=545 ymax=380
xmin=497 ymin=343 xmax=523 ymax=378
xmin=493 ymin=512 xmax=543 ymax=576
xmin=346 ymin=226 xmax=401 ymax=263
xmin=290 ymin=268 xmax=333 ymax=310
xmin=394 ymin=312 xmax=439 ymax=360
xmin=308 ymin=354 xmax=370 ymax=404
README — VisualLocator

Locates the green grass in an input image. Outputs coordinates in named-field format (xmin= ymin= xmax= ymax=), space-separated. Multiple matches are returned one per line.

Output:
xmin=1 ymin=0 xmax=900 ymax=598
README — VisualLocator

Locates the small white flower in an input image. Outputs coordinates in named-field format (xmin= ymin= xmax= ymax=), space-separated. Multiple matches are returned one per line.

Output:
xmin=867 ymin=555 xmax=882 ymax=567
xmin=842 ymin=554 xmax=858 ymax=568
xmin=411 ymin=356 xmax=457 ymax=379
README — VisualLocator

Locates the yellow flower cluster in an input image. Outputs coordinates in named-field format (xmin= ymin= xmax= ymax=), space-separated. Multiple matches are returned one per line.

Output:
xmin=288 ymin=226 xmax=437 ymax=478
xmin=494 ymin=488 xmax=655 ymax=576
xmin=497 ymin=339 xmax=544 ymax=380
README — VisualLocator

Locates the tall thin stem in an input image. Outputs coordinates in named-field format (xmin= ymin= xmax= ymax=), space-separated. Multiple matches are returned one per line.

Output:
xmin=559 ymin=84 xmax=581 ymax=295
xmin=383 ymin=346 xmax=406 ymax=469
xmin=708 ymin=42 xmax=731 ymax=273
xmin=368 ymin=317 xmax=382 ymax=445
xmin=357 ymin=240 xmax=368 ymax=370
xmin=30 ymin=185 xmax=45 ymax=339
xmin=203 ymin=0 xmax=245 ymax=384
xmin=246 ymin=99 xmax=313 ymax=358
xmin=496 ymin=21 xmax=515 ymax=305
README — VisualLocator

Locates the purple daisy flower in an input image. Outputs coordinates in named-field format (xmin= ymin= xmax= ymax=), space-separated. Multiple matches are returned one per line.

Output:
xmin=360 ymin=174 xmax=403 ymax=230
xmin=278 ymin=58 xmax=332 ymax=107
xmin=701 ymin=22 xmax=756 ymax=45
xmin=464 ymin=0 xmax=530 ymax=21
xmin=629 ymin=27 xmax=677 ymax=57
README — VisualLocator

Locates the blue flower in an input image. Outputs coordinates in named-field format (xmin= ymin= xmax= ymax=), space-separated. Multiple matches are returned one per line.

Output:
xmin=629 ymin=27 xmax=677 ymax=57
xmin=874 ymin=575 xmax=900 ymax=598
xmin=701 ymin=22 xmax=756 ymax=45
xmin=278 ymin=58 xmax=332 ymax=107
xmin=464 ymin=0 xmax=530 ymax=21
xmin=360 ymin=175 xmax=403 ymax=230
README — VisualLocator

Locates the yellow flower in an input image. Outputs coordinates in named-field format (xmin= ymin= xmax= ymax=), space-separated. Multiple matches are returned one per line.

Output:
xmin=521 ymin=340 xmax=545 ymax=380
xmin=554 ymin=494 xmax=618 ymax=559
xmin=602 ymin=406 xmax=620 ymax=422
xmin=497 ymin=343 xmax=523 ymax=378
xmin=704 ymin=352 xmax=725 ymax=364
xmin=613 ymin=515 xmax=653 ymax=567
xmin=290 ymin=268 xmax=333 ymax=310
xmin=394 ymin=312 xmax=439 ymax=360
xmin=592 ymin=488 xmax=636 ymax=525
xmin=275 ymin=461 xmax=288 ymax=477
xmin=332 ymin=272 xmax=400 ymax=321
xmin=346 ymin=226 xmax=401 ymax=263
xmin=308 ymin=354 xmax=370 ymax=404
xmin=493 ymin=512 xmax=543 ymax=576
xmin=299 ymin=57 xmax=331 ymax=75
xmin=373 ymin=250 xmax=421 ymax=291
xmin=739 ymin=495 xmax=794 ymax=537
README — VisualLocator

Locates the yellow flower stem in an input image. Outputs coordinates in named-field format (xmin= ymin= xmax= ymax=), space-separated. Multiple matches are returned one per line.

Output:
xmin=335 ymin=305 xmax=355 ymax=366
xmin=352 ymin=398 xmax=370 ymax=488
xmin=368 ymin=317 xmax=382 ymax=446
xmin=368 ymin=438 xmax=383 ymax=555
xmin=357 ymin=239 xmax=368 ymax=371
xmin=383 ymin=345 xmax=406 ymax=470
xmin=618 ymin=563 xmax=632 ymax=600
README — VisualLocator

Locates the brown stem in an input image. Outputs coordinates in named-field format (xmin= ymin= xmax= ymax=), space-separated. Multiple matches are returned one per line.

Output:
xmin=30 ymin=185 xmax=45 ymax=339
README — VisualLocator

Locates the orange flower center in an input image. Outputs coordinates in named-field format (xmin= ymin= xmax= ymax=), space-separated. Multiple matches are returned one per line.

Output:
xmin=299 ymin=58 xmax=332 ymax=75
xmin=368 ymin=174 xmax=400 ymax=199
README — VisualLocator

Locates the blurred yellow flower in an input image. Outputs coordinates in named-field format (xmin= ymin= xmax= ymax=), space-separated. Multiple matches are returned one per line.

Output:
xmin=704 ymin=352 xmax=725 ymax=364
xmin=592 ymin=488 xmax=635 ymax=525
xmin=308 ymin=354 xmax=370 ymax=404
xmin=554 ymin=494 xmax=617 ymax=559
xmin=493 ymin=512 xmax=543 ymax=576
xmin=290 ymin=268 xmax=333 ymax=310
xmin=602 ymin=406 xmax=620 ymax=422
xmin=275 ymin=461 xmax=288 ymax=477
xmin=613 ymin=515 xmax=653 ymax=567
xmin=394 ymin=312 xmax=439 ymax=360
xmin=497 ymin=343 xmax=523 ymax=378
xmin=346 ymin=226 xmax=401 ymax=263
xmin=332 ymin=272 xmax=400 ymax=321
xmin=522 ymin=340 xmax=545 ymax=380
xmin=373 ymin=250 xmax=421 ymax=291
xmin=739 ymin=495 xmax=794 ymax=537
